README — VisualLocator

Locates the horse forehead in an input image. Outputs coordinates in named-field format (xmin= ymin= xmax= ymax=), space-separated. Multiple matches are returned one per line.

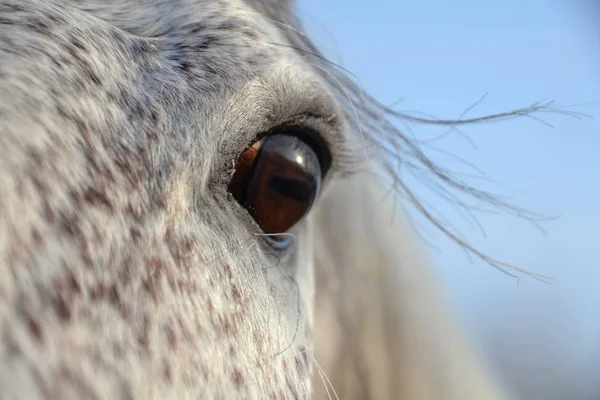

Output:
xmin=7 ymin=0 xmax=301 ymax=106
xmin=71 ymin=0 xmax=293 ymax=71
xmin=73 ymin=0 xmax=316 ymax=138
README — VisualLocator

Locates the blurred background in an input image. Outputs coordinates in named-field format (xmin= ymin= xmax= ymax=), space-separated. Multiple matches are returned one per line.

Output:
xmin=296 ymin=0 xmax=599 ymax=398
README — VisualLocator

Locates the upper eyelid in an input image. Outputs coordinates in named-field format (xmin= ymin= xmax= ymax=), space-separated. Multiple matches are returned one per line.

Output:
xmin=215 ymin=66 xmax=356 ymax=176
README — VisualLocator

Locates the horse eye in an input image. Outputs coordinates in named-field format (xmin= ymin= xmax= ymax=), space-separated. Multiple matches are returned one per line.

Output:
xmin=228 ymin=134 xmax=323 ymax=242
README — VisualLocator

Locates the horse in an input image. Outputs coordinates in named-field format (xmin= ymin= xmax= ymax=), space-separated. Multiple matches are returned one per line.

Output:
xmin=0 ymin=0 xmax=550 ymax=398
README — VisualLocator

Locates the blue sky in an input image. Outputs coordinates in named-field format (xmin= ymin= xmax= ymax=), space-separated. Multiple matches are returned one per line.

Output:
xmin=297 ymin=0 xmax=599 ymax=395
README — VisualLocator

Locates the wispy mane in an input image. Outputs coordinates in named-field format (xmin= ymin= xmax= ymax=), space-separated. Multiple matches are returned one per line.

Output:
xmin=257 ymin=0 xmax=586 ymax=280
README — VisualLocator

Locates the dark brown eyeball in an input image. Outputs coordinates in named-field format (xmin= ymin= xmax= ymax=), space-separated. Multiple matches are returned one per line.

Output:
xmin=228 ymin=134 xmax=323 ymax=242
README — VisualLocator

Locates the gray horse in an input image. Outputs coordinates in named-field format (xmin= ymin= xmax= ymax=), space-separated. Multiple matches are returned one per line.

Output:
xmin=0 ymin=0 xmax=551 ymax=398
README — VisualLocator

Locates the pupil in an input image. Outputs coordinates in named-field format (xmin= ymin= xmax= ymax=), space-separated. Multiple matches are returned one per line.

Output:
xmin=268 ymin=177 xmax=313 ymax=203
